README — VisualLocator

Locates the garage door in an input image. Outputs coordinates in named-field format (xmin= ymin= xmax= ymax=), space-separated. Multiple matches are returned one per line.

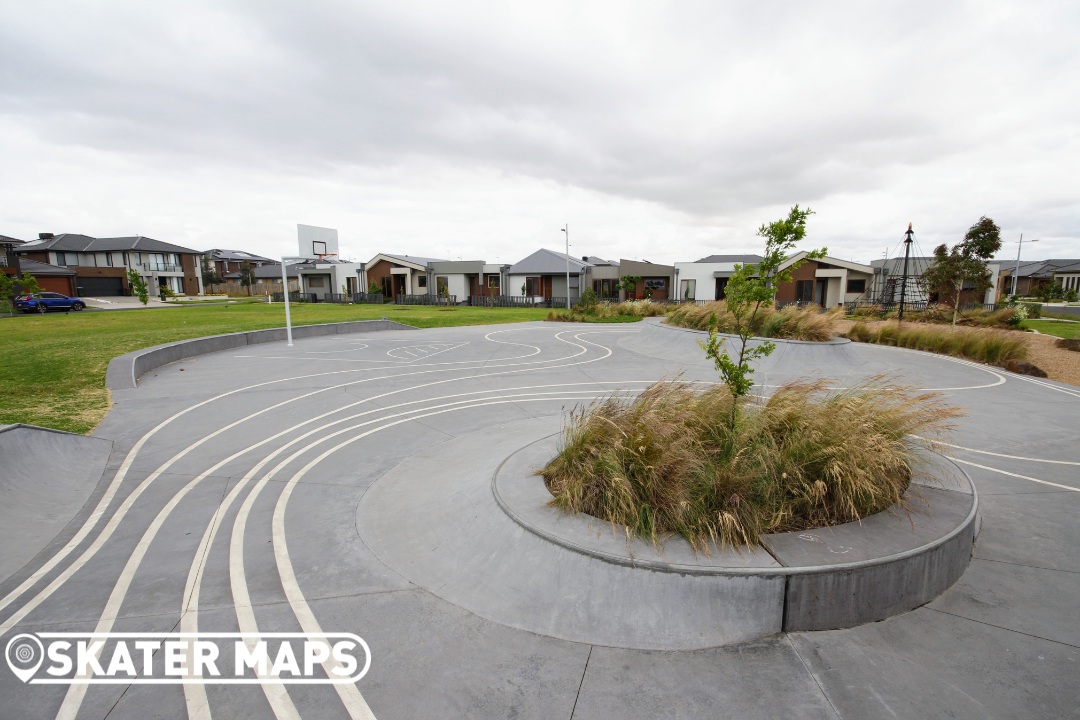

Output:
xmin=77 ymin=277 xmax=124 ymax=296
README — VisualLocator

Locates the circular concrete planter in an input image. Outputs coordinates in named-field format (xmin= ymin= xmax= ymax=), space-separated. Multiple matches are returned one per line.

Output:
xmin=493 ymin=434 xmax=978 ymax=634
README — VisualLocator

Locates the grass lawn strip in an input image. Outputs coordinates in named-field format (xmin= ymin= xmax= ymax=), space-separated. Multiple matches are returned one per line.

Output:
xmin=1 ymin=304 xmax=549 ymax=434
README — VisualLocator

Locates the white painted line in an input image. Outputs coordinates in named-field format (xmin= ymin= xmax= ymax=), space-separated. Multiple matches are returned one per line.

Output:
xmin=927 ymin=440 xmax=1080 ymax=465
xmin=951 ymin=458 xmax=1080 ymax=492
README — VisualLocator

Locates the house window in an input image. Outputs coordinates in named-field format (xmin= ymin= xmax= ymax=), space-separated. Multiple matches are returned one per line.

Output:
xmin=57 ymin=252 xmax=79 ymax=267
xmin=644 ymin=279 xmax=666 ymax=290
xmin=525 ymin=276 xmax=542 ymax=296
xmin=488 ymin=275 xmax=500 ymax=289
xmin=308 ymin=277 xmax=325 ymax=288
xmin=436 ymin=276 xmax=449 ymax=296
xmin=680 ymin=279 xmax=696 ymax=300
xmin=418 ymin=275 xmax=427 ymax=288
xmin=795 ymin=280 xmax=814 ymax=302
xmin=847 ymin=278 xmax=866 ymax=293
xmin=132 ymin=252 xmax=141 ymax=265
xmin=593 ymin=279 xmax=616 ymax=297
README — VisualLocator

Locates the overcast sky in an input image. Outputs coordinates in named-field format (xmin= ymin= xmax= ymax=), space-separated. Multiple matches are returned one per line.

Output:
xmin=2 ymin=1 xmax=1077 ymax=266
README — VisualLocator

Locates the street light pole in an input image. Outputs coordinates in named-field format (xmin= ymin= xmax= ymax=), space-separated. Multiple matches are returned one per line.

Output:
xmin=561 ymin=224 xmax=570 ymax=309
xmin=1011 ymin=234 xmax=1039 ymax=298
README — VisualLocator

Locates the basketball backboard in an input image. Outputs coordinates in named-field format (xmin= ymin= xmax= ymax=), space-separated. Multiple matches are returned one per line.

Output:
xmin=297 ymin=224 xmax=339 ymax=259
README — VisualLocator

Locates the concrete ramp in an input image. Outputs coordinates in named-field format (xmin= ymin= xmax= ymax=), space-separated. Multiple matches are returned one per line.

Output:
xmin=0 ymin=425 xmax=112 ymax=582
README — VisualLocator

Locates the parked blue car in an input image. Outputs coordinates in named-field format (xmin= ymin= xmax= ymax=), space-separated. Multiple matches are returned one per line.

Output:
xmin=15 ymin=292 xmax=86 ymax=313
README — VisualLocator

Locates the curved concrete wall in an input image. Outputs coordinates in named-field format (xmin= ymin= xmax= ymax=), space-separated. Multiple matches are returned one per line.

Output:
xmin=106 ymin=319 xmax=415 ymax=389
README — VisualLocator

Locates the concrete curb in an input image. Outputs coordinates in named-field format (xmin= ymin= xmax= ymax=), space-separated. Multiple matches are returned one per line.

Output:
xmin=494 ymin=435 xmax=977 ymax=636
xmin=105 ymin=319 xmax=416 ymax=390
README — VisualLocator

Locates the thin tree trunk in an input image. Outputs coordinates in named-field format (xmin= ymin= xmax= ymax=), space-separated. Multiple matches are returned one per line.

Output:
xmin=952 ymin=276 xmax=963 ymax=326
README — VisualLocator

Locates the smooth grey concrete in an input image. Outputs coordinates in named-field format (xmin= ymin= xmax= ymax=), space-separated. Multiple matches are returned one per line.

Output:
xmin=105 ymin=318 xmax=415 ymax=389
xmin=1 ymin=319 xmax=1076 ymax=719
xmin=0 ymin=425 xmax=113 ymax=582
xmin=494 ymin=433 xmax=977 ymax=635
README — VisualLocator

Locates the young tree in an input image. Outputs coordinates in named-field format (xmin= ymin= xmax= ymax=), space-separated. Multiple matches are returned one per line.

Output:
xmin=617 ymin=275 xmax=641 ymax=299
xmin=238 ymin=260 xmax=256 ymax=296
xmin=922 ymin=216 xmax=1002 ymax=326
xmin=0 ymin=272 xmax=42 ymax=314
xmin=701 ymin=205 xmax=825 ymax=405
xmin=200 ymin=256 xmax=222 ymax=286
xmin=127 ymin=268 xmax=149 ymax=305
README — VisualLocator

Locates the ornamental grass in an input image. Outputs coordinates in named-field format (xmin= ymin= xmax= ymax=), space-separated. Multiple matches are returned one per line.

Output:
xmin=541 ymin=378 xmax=960 ymax=550
xmin=845 ymin=321 xmax=1028 ymax=365
xmin=666 ymin=301 xmax=842 ymax=342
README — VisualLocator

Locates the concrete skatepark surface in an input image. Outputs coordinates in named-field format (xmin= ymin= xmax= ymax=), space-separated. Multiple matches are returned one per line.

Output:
xmin=0 ymin=318 xmax=1077 ymax=719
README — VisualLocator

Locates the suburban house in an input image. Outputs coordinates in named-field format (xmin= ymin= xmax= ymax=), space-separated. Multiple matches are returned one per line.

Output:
xmin=365 ymin=254 xmax=447 ymax=298
xmin=427 ymin=261 xmax=510 ymax=302
xmin=673 ymin=255 xmax=763 ymax=302
xmin=296 ymin=258 xmax=367 ymax=298
xmin=507 ymin=249 xmax=592 ymax=302
xmin=775 ymin=253 xmax=876 ymax=308
xmin=251 ymin=262 xmax=301 ymax=293
xmin=616 ymin=259 xmax=675 ymax=301
xmin=17 ymin=233 xmax=203 ymax=296
xmin=2 ymin=235 xmax=78 ymax=295
xmin=586 ymin=257 xmax=621 ymax=299
xmin=1002 ymin=259 xmax=1080 ymax=297
xmin=1052 ymin=261 xmax=1080 ymax=296
xmin=203 ymin=249 xmax=276 ymax=283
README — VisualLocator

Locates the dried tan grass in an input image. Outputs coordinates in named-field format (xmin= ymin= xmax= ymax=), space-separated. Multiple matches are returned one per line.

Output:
xmin=542 ymin=377 xmax=960 ymax=550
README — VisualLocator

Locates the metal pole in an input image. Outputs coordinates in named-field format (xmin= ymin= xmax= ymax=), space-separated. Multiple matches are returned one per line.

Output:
xmin=898 ymin=223 xmax=913 ymax=321
xmin=1011 ymin=233 xmax=1023 ymax=298
xmin=562 ymin=224 xmax=570 ymax=309
xmin=281 ymin=258 xmax=293 ymax=347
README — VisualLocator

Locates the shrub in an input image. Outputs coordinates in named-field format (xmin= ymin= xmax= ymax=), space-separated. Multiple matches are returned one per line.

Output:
xmin=845 ymin=321 xmax=1028 ymax=365
xmin=667 ymin=301 xmax=841 ymax=342
xmin=542 ymin=378 xmax=960 ymax=550
xmin=547 ymin=300 xmax=665 ymax=323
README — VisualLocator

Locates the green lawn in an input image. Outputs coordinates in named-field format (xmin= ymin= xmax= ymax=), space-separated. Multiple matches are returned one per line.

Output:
xmin=0 ymin=303 xmax=550 ymax=434
xmin=1024 ymin=319 xmax=1080 ymax=339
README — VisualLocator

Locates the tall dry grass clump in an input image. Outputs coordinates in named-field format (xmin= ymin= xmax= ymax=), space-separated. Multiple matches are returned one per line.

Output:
xmin=542 ymin=378 xmax=960 ymax=550
xmin=846 ymin=321 xmax=1028 ymax=365
xmin=547 ymin=300 xmax=667 ymax=323
xmin=666 ymin=301 xmax=841 ymax=341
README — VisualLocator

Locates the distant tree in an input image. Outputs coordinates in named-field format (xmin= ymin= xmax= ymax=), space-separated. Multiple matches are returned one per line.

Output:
xmin=200 ymin=256 xmax=222 ymax=286
xmin=922 ymin=217 xmax=1002 ymax=326
xmin=127 ymin=268 xmax=149 ymax=305
xmin=617 ymin=275 xmax=641 ymax=299
xmin=701 ymin=205 xmax=825 ymax=406
xmin=238 ymin=260 xmax=256 ymax=296
xmin=0 ymin=272 xmax=42 ymax=314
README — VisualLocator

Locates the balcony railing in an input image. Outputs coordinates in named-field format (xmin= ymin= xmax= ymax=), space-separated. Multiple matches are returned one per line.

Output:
xmin=143 ymin=263 xmax=182 ymax=273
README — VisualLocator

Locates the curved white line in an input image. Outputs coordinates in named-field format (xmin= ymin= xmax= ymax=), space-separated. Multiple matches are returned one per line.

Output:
xmin=952 ymin=458 xmax=1080 ymax=492
xmin=0 ymin=328 xmax=610 ymax=630
xmin=928 ymin=440 xmax=1080 ymax=465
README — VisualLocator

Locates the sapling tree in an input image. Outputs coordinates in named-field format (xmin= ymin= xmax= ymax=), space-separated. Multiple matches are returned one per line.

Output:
xmin=701 ymin=205 xmax=825 ymax=405
xmin=0 ymin=272 xmax=42 ymax=314
xmin=617 ymin=275 xmax=641 ymax=299
xmin=921 ymin=216 xmax=1002 ymax=326
xmin=238 ymin=260 xmax=256 ymax=296
xmin=127 ymin=268 xmax=149 ymax=305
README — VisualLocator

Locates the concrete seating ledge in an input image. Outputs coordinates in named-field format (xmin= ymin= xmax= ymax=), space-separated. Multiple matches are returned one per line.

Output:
xmin=493 ymin=436 xmax=978 ymax=635
xmin=105 ymin=319 xmax=416 ymax=389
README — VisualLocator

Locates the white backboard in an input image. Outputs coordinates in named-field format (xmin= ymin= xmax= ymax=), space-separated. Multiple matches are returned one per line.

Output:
xmin=297 ymin=224 xmax=339 ymax=258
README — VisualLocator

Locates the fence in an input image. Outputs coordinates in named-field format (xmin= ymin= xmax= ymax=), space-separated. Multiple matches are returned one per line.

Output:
xmin=396 ymin=294 xmax=457 ymax=306
xmin=268 ymin=292 xmax=384 ymax=304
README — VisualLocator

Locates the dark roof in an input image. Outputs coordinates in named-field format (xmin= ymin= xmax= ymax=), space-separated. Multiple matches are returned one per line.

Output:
xmin=1053 ymin=261 xmax=1080 ymax=274
xmin=1011 ymin=259 xmax=1080 ymax=278
xmin=18 ymin=233 xmax=199 ymax=255
xmin=582 ymin=255 xmax=616 ymax=266
xmin=5 ymin=258 xmax=76 ymax=276
xmin=205 ymin=248 xmax=275 ymax=263
xmin=251 ymin=262 xmax=301 ymax=279
xmin=1 ymin=234 xmax=26 ymax=246
xmin=694 ymin=254 xmax=763 ymax=264
xmin=508 ymin=248 xmax=592 ymax=275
